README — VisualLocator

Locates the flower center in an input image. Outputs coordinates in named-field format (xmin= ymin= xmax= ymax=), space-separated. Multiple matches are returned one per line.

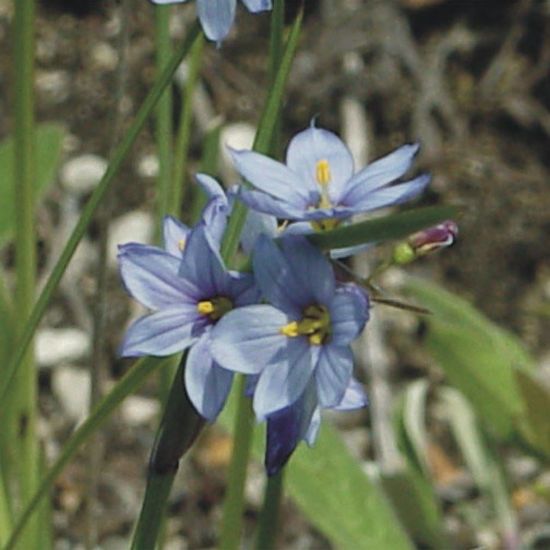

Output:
xmin=178 ymin=238 xmax=186 ymax=251
xmin=280 ymin=304 xmax=331 ymax=345
xmin=197 ymin=296 xmax=233 ymax=321
xmin=310 ymin=159 xmax=341 ymax=230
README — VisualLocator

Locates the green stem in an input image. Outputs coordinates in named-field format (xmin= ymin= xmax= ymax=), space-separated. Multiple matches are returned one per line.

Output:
xmin=255 ymin=470 xmax=285 ymax=550
xmin=219 ymin=376 xmax=255 ymax=550
xmin=0 ymin=22 xmax=202 ymax=411
xmin=2 ymin=357 xmax=169 ymax=550
xmin=13 ymin=0 xmax=39 ymax=547
xmin=131 ymin=357 xmax=206 ymax=550
xmin=172 ymin=33 xmax=205 ymax=214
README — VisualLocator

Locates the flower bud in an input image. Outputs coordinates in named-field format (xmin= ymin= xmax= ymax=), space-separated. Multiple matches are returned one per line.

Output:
xmin=393 ymin=220 xmax=458 ymax=265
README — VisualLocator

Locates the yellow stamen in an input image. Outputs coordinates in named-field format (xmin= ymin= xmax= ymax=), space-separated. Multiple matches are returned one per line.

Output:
xmin=280 ymin=321 xmax=299 ymax=337
xmin=310 ymin=218 xmax=341 ymax=232
xmin=197 ymin=300 xmax=215 ymax=315
xmin=316 ymin=159 xmax=331 ymax=185
xmin=178 ymin=238 xmax=186 ymax=251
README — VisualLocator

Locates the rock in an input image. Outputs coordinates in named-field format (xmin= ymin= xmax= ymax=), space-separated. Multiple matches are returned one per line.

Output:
xmin=121 ymin=396 xmax=159 ymax=426
xmin=219 ymin=123 xmax=256 ymax=183
xmin=136 ymin=153 xmax=160 ymax=179
xmin=60 ymin=154 xmax=108 ymax=194
xmin=36 ymin=70 xmax=70 ymax=104
xmin=52 ymin=366 xmax=91 ymax=422
xmin=107 ymin=211 xmax=154 ymax=267
xmin=36 ymin=328 xmax=90 ymax=368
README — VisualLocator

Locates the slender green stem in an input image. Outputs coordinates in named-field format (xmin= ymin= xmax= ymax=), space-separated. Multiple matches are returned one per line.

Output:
xmin=172 ymin=33 xmax=205 ymax=214
xmin=155 ymin=4 xmax=174 ymax=236
xmin=218 ymin=11 xmax=302 ymax=549
xmin=131 ymin=357 xmax=205 ymax=550
xmin=255 ymin=470 xmax=285 ymax=550
xmin=0 ymin=22 xmax=202 ymax=411
xmin=2 ymin=357 xmax=168 ymax=550
xmin=219 ymin=376 xmax=255 ymax=550
xmin=0 ymin=477 xmax=12 ymax=547
xmin=13 ymin=1 xmax=39 ymax=547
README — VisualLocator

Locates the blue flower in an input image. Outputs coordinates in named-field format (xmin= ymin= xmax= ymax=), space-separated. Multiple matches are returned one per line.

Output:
xmin=118 ymin=224 xmax=258 ymax=420
xmin=150 ymin=0 xmax=272 ymax=42
xmin=264 ymin=377 xmax=368 ymax=475
xmin=230 ymin=123 xmax=430 ymax=231
xmin=210 ymin=235 xmax=369 ymax=420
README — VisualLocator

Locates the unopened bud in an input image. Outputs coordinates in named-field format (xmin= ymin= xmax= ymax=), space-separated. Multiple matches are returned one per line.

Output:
xmin=393 ymin=220 xmax=458 ymax=265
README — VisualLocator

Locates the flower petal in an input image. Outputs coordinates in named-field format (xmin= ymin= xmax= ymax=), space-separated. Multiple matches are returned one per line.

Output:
xmin=347 ymin=174 xmax=430 ymax=213
xmin=210 ymin=305 xmax=289 ymax=374
xmin=334 ymin=377 xmax=368 ymax=411
xmin=315 ymin=344 xmax=353 ymax=408
xmin=286 ymin=125 xmax=354 ymax=202
xmin=329 ymin=283 xmax=369 ymax=345
xmin=120 ymin=306 xmax=202 ymax=357
xmin=197 ymin=0 xmax=237 ymax=42
xmin=253 ymin=337 xmax=314 ymax=419
xmin=241 ymin=0 xmax=272 ymax=12
xmin=279 ymin=236 xmax=335 ymax=306
xmin=230 ymin=148 xmax=310 ymax=205
xmin=304 ymin=408 xmax=321 ymax=445
xmin=162 ymin=216 xmax=190 ymax=257
xmin=237 ymin=188 xmax=308 ymax=220
xmin=265 ymin=380 xmax=317 ymax=475
xmin=185 ymin=333 xmax=233 ymax=420
xmin=240 ymin=209 xmax=278 ymax=255
xmin=118 ymin=243 xmax=195 ymax=309
xmin=341 ymin=143 xmax=420 ymax=205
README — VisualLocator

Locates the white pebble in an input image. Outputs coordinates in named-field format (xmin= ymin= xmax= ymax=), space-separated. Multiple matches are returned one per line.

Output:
xmin=52 ymin=366 xmax=91 ymax=422
xmin=108 ymin=211 xmax=154 ymax=267
xmin=60 ymin=154 xmax=108 ymax=194
xmin=121 ymin=396 xmax=159 ymax=426
xmin=36 ymin=328 xmax=90 ymax=368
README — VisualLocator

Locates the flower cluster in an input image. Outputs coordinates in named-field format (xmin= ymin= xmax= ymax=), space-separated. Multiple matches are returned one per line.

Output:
xmin=119 ymin=123 xmax=435 ymax=474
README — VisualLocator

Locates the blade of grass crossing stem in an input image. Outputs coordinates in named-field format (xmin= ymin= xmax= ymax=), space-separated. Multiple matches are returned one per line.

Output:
xmin=219 ymin=9 xmax=302 ymax=550
xmin=13 ymin=0 xmax=39 ymax=547
xmin=220 ymin=8 xmax=303 ymax=263
xmin=0 ymin=23 xmax=201 ymax=411
xmin=172 ymin=33 xmax=205 ymax=212
xmin=3 ymin=357 xmax=168 ymax=550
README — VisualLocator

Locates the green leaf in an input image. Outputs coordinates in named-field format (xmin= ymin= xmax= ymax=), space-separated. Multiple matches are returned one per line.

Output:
xmin=0 ymin=123 xmax=65 ymax=245
xmin=218 ymin=397 xmax=412 ymax=549
xmin=514 ymin=370 xmax=550 ymax=459
xmin=309 ymin=205 xmax=459 ymax=250
xmin=404 ymin=278 xmax=532 ymax=438
xmin=286 ymin=423 xmax=413 ymax=549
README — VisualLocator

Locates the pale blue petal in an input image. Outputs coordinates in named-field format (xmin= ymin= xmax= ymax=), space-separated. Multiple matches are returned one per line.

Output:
xmin=252 ymin=236 xmax=305 ymax=316
xmin=286 ymin=125 xmax=354 ymax=202
xmin=237 ymin=188 xmax=308 ymax=220
xmin=304 ymin=408 xmax=321 ymax=445
xmin=230 ymin=148 xmax=311 ymax=205
xmin=329 ymin=243 xmax=372 ymax=259
xmin=197 ymin=0 xmax=236 ymax=42
xmin=241 ymin=0 xmax=272 ymax=12
xmin=120 ymin=306 xmax=201 ymax=357
xmin=329 ymin=283 xmax=369 ymax=345
xmin=341 ymin=143 xmax=420 ymax=204
xmin=334 ymin=377 xmax=368 ymax=411
xmin=347 ymin=174 xmax=430 ymax=213
xmin=162 ymin=216 xmax=190 ymax=257
xmin=241 ymin=209 xmax=278 ymax=255
xmin=178 ymin=225 xmax=229 ymax=297
xmin=185 ymin=333 xmax=233 ymax=420
xmin=253 ymin=337 xmax=314 ymax=419
xmin=118 ymin=243 xmax=195 ymax=309
xmin=210 ymin=305 xmax=289 ymax=374
xmin=282 ymin=222 xmax=313 ymax=236
xmin=151 ymin=0 xmax=187 ymax=4
xmin=315 ymin=344 xmax=353 ymax=408
xmin=279 ymin=236 xmax=335 ymax=305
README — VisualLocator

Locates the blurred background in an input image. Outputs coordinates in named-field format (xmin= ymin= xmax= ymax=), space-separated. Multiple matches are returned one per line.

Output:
xmin=0 ymin=0 xmax=549 ymax=547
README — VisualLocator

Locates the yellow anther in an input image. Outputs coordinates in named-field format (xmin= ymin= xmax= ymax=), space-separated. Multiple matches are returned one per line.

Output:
xmin=197 ymin=301 xmax=215 ymax=315
xmin=309 ymin=333 xmax=324 ymax=346
xmin=280 ymin=321 xmax=299 ymax=337
xmin=316 ymin=159 xmax=331 ymax=185
xmin=310 ymin=218 xmax=341 ymax=232
xmin=178 ymin=238 xmax=186 ymax=251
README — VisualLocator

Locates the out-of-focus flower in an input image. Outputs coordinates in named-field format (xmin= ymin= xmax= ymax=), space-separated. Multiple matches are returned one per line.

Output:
xmin=119 ymin=225 xmax=258 ymax=420
xmin=210 ymin=235 xmax=369 ymax=420
xmin=393 ymin=220 xmax=458 ymax=264
xmin=150 ymin=0 xmax=272 ymax=43
xmin=230 ymin=122 xmax=430 ymax=232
